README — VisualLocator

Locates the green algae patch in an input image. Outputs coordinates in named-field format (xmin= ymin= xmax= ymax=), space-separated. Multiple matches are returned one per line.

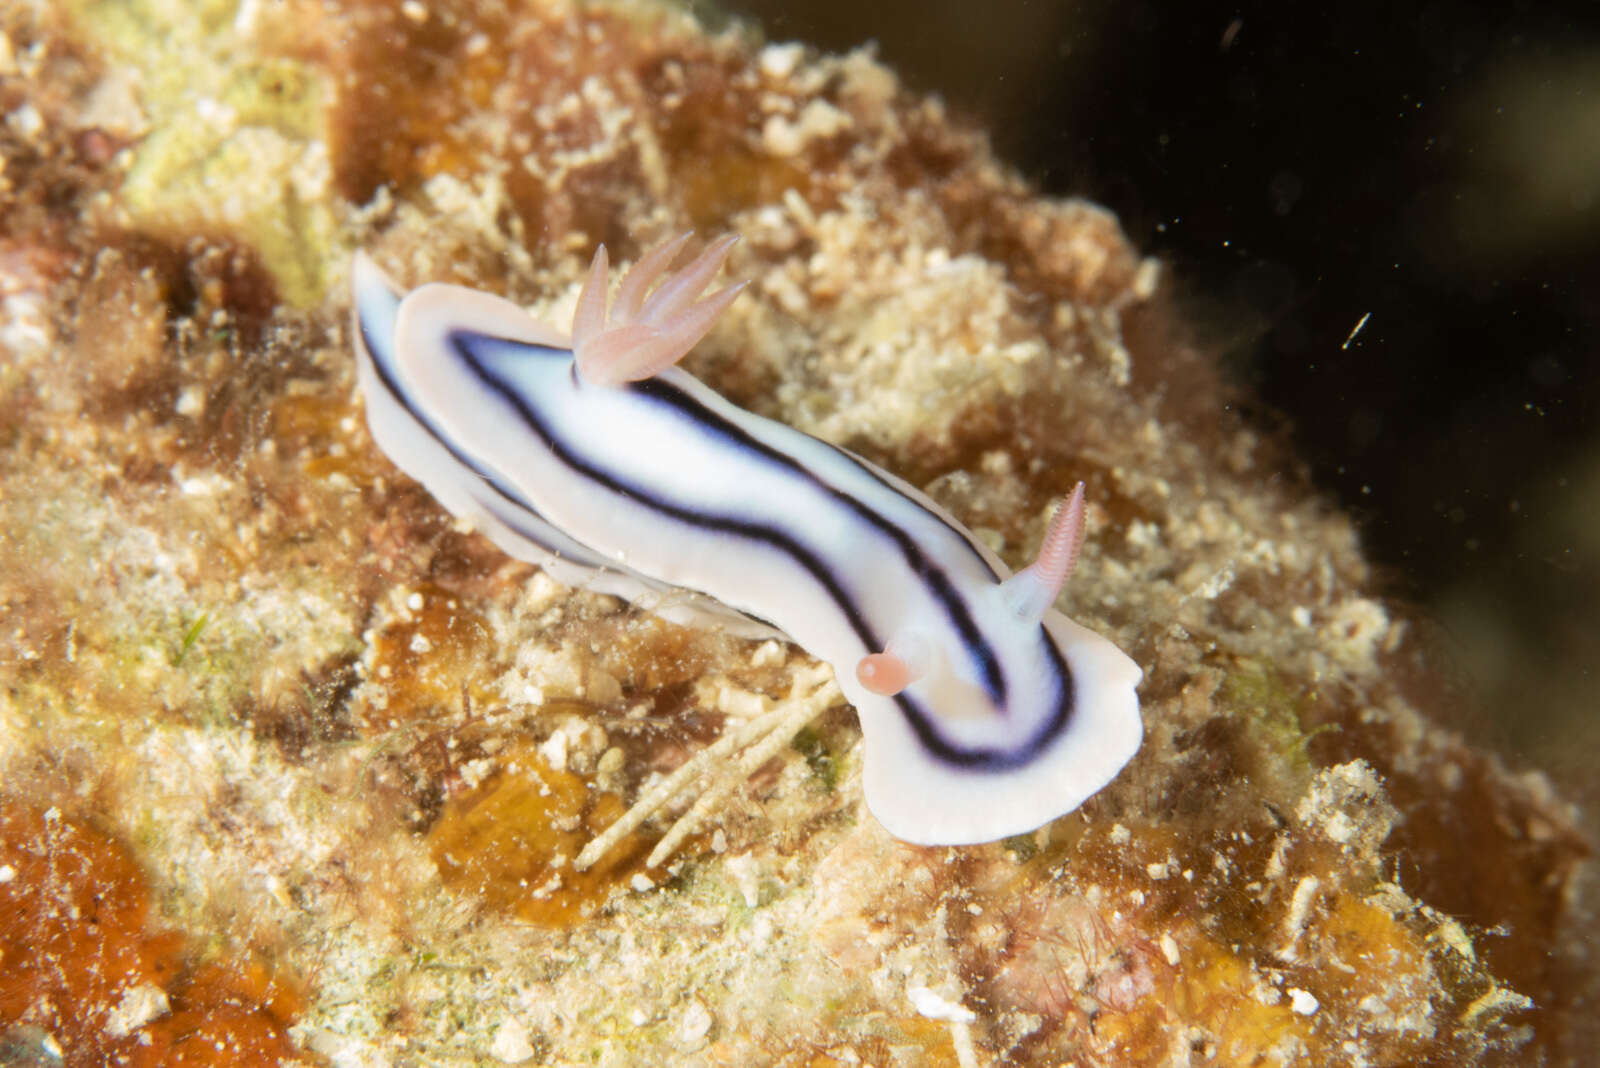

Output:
xmin=119 ymin=106 xmax=334 ymax=307
xmin=1217 ymin=658 xmax=1336 ymax=787
xmin=789 ymin=724 xmax=840 ymax=792
xmin=67 ymin=0 xmax=337 ymax=305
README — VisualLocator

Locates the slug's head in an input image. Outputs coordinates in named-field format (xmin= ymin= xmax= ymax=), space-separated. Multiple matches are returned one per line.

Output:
xmin=855 ymin=484 xmax=1087 ymax=699
xmin=570 ymin=232 xmax=747 ymax=386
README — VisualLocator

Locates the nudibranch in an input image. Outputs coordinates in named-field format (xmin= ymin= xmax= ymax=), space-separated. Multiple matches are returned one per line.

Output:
xmin=351 ymin=234 xmax=1142 ymax=847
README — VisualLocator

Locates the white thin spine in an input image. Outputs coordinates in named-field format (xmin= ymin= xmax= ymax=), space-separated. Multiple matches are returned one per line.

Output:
xmin=644 ymin=678 xmax=840 ymax=869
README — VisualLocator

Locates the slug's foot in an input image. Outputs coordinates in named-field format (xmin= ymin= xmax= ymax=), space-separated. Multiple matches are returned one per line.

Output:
xmin=574 ymin=669 xmax=841 ymax=873
xmin=571 ymin=232 xmax=746 ymax=386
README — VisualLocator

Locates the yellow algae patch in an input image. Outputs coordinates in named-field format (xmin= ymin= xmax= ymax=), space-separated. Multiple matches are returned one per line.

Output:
xmin=1120 ymin=890 xmax=1436 ymax=1066
xmin=273 ymin=388 xmax=385 ymax=484
xmin=775 ymin=1012 xmax=963 ymax=1068
xmin=364 ymin=583 xmax=494 ymax=725
xmin=1307 ymin=892 xmax=1440 ymax=1055
xmin=1087 ymin=931 xmax=1310 ymax=1066
xmin=1175 ymin=938 xmax=1309 ymax=1065
xmin=425 ymin=740 xmax=653 ymax=927
xmin=846 ymin=1016 xmax=965 ymax=1068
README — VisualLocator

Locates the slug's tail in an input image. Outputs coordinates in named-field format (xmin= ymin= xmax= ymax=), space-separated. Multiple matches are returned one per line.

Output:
xmin=571 ymin=233 xmax=747 ymax=386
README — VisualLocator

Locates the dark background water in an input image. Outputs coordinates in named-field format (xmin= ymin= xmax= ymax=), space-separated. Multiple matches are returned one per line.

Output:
xmin=717 ymin=0 xmax=1600 ymax=804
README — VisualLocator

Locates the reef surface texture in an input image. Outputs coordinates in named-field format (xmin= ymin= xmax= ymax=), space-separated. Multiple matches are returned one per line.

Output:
xmin=0 ymin=1 xmax=1590 ymax=1065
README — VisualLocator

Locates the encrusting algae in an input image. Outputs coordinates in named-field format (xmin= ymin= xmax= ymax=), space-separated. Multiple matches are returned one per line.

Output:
xmin=0 ymin=0 xmax=1591 ymax=1064
xmin=424 ymin=737 xmax=655 ymax=927
xmin=0 ymin=804 xmax=303 ymax=1066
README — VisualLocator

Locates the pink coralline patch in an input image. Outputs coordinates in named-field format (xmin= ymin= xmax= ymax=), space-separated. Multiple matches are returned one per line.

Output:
xmin=976 ymin=887 xmax=1111 ymax=1019
xmin=807 ymin=819 xmax=948 ymax=972
xmin=958 ymin=857 xmax=1165 ymax=1028
xmin=1089 ymin=944 xmax=1159 ymax=1015
xmin=0 ymin=240 xmax=68 ymax=363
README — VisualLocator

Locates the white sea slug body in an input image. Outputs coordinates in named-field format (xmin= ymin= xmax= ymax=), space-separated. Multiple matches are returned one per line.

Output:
xmin=351 ymin=234 xmax=1142 ymax=846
